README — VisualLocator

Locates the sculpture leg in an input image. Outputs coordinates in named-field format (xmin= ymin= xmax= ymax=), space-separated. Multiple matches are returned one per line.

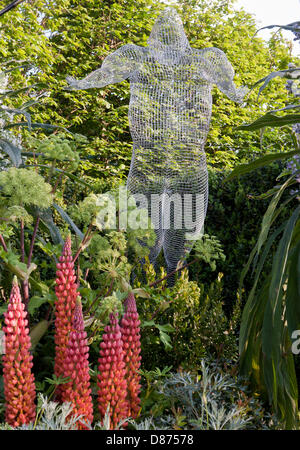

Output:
xmin=127 ymin=162 xmax=165 ymax=272
xmin=162 ymin=168 xmax=208 ymax=282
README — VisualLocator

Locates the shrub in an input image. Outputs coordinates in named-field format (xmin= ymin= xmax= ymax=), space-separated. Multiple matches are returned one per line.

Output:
xmin=138 ymin=267 xmax=241 ymax=371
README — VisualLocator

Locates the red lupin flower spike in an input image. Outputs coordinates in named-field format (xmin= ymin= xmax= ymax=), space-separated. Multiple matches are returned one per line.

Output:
xmin=97 ymin=312 xmax=128 ymax=429
xmin=2 ymin=277 xmax=36 ymax=427
xmin=54 ymin=234 xmax=78 ymax=400
xmin=61 ymin=297 xmax=93 ymax=429
xmin=121 ymin=292 xmax=141 ymax=419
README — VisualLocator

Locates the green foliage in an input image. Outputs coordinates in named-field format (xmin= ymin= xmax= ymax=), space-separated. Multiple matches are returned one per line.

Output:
xmin=93 ymin=293 xmax=124 ymax=324
xmin=237 ymin=112 xmax=300 ymax=131
xmin=67 ymin=185 xmax=156 ymax=300
xmin=138 ymin=365 xmax=173 ymax=419
xmin=0 ymin=167 xmax=53 ymax=208
xmin=26 ymin=132 xmax=85 ymax=172
xmin=237 ymin=66 xmax=300 ymax=131
xmin=3 ymin=205 xmax=33 ymax=225
xmin=137 ymin=267 xmax=240 ymax=371
xmin=194 ymin=234 xmax=226 ymax=271
xmin=225 ymin=149 xmax=300 ymax=181
xmin=142 ymin=321 xmax=174 ymax=351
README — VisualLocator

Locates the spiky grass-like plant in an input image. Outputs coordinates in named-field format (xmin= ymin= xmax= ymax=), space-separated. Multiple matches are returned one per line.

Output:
xmin=2 ymin=278 xmax=36 ymax=427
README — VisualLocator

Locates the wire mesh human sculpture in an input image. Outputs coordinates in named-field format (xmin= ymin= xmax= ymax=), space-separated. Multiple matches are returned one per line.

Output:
xmin=66 ymin=7 xmax=248 ymax=275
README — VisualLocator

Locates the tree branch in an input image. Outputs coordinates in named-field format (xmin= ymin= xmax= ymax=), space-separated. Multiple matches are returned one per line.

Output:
xmin=0 ymin=0 xmax=26 ymax=16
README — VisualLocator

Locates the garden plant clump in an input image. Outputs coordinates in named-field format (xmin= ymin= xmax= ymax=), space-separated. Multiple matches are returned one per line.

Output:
xmin=0 ymin=0 xmax=299 ymax=432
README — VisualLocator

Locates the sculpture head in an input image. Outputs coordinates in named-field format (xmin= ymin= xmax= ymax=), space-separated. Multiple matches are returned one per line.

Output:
xmin=148 ymin=7 xmax=190 ymax=53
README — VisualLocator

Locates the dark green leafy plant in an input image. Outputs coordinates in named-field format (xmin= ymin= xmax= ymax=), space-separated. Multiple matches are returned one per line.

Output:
xmin=136 ymin=264 xmax=241 ymax=371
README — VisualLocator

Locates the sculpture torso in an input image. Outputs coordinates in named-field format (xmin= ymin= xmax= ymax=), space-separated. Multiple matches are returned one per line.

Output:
xmin=127 ymin=48 xmax=214 ymax=186
xmin=129 ymin=52 xmax=213 ymax=150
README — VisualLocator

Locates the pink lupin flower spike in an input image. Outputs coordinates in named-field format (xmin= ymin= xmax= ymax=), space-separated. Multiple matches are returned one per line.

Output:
xmin=54 ymin=234 xmax=78 ymax=400
xmin=121 ymin=292 xmax=141 ymax=419
xmin=2 ymin=278 xmax=36 ymax=427
xmin=61 ymin=297 xmax=93 ymax=429
xmin=97 ymin=312 xmax=128 ymax=429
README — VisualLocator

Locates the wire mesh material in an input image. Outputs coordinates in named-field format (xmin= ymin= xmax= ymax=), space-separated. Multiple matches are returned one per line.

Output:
xmin=67 ymin=7 xmax=248 ymax=274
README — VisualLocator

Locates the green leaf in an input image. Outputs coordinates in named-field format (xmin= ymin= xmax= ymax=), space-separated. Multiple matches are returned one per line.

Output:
xmin=44 ymin=375 xmax=70 ymax=386
xmin=238 ymin=222 xmax=284 ymax=360
xmin=239 ymin=276 xmax=270 ymax=384
xmin=0 ymin=138 xmax=22 ymax=167
xmin=19 ymin=99 xmax=43 ymax=110
xmin=36 ymin=207 xmax=63 ymax=245
xmin=53 ymin=203 xmax=84 ymax=239
xmin=261 ymin=206 xmax=300 ymax=427
xmin=4 ymin=122 xmax=70 ymax=133
xmin=254 ymin=22 xmax=300 ymax=35
xmin=268 ymin=206 xmax=300 ymax=319
xmin=141 ymin=320 xmax=156 ymax=328
xmin=256 ymin=176 xmax=296 ymax=257
xmin=157 ymin=330 xmax=172 ymax=350
xmin=29 ymin=320 xmax=49 ymax=349
xmin=58 ymin=170 xmax=92 ymax=189
xmin=0 ymin=248 xmax=32 ymax=279
xmin=132 ymin=287 xmax=150 ymax=298
xmin=0 ymin=83 xmax=47 ymax=99
xmin=237 ymin=113 xmax=300 ymax=131
xmin=28 ymin=296 xmax=50 ymax=315
xmin=155 ymin=323 xmax=175 ymax=333
xmin=286 ymin=241 xmax=300 ymax=335
xmin=239 ymin=196 xmax=298 ymax=293
xmin=272 ymin=104 xmax=300 ymax=113
xmin=24 ymin=164 xmax=92 ymax=189
xmin=224 ymin=150 xmax=300 ymax=181
xmin=0 ymin=106 xmax=31 ymax=131
xmin=3 ymin=63 xmax=35 ymax=74
xmin=141 ymin=320 xmax=174 ymax=350
xmin=249 ymin=67 xmax=300 ymax=99
xmin=245 ymin=223 xmax=285 ymax=311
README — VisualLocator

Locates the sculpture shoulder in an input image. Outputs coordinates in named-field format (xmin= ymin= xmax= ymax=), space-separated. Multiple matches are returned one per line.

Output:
xmin=196 ymin=47 xmax=234 ymax=75
xmin=116 ymin=44 xmax=148 ymax=62
xmin=192 ymin=47 xmax=227 ymax=64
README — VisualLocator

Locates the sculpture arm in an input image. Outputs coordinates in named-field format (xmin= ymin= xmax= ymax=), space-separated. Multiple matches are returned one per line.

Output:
xmin=65 ymin=44 xmax=140 ymax=90
xmin=205 ymin=48 xmax=248 ymax=104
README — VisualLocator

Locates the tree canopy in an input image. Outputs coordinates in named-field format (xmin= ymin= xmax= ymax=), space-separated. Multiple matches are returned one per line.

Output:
xmin=0 ymin=0 xmax=297 ymax=186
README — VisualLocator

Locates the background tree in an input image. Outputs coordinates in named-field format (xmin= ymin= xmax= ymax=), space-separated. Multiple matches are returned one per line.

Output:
xmin=0 ymin=0 xmax=297 ymax=187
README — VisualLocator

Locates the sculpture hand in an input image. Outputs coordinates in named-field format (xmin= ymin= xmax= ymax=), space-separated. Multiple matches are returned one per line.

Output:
xmin=64 ymin=76 xmax=90 ymax=91
xmin=235 ymin=86 xmax=249 ymax=104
